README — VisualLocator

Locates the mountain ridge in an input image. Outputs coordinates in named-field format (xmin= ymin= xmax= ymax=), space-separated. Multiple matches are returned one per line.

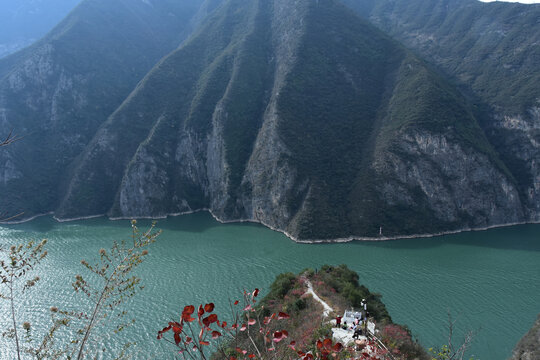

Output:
xmin=0 ymin=0 xmax=210 ymax=218
xmin=52 ymin=0 xmax=524 ymax=241
xmin=1 ymin=0 xmax=538 ymax=241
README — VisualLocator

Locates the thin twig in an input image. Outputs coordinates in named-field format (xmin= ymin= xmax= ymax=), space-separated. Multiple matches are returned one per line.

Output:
xmin=0 ymin=130 xmax=23 ymax=147
xmin=10 ymin=275 xmax=22 ymax=360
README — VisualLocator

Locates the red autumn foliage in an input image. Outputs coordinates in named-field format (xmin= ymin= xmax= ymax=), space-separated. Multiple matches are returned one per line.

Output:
xmin=159 ymin=285 xmax=393 ymax=360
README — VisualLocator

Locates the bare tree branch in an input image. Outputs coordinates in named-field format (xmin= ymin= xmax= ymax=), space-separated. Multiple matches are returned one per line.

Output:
xmin=444 ymin=310 xmax=478 ymax=360
xmin=0 ymin=130 xmax=22 ymax=147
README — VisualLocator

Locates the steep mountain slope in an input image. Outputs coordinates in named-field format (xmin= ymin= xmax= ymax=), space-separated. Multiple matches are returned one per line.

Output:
xmin=342 ymin=0 xmax=540 ymax=223
xmin=0 ymin=0 xmax=210 ymax=218
xmin=58 ymin=0 xmax=522 ymax=240
xmin=0 ymin=0 xmax=81 ymax=58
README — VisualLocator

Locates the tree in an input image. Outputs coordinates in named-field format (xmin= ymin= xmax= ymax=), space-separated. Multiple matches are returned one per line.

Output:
xmin=0 ymin=220 xmax=160 ymax=359
xmin=0 ymin=240 xmax=48 ymax=360
xmin=428 ymin=311 xmax=477 ymax=360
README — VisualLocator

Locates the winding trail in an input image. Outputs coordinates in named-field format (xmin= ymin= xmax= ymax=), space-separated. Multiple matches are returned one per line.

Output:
xmin=305 ymin=279 xmax=333 ymax=317
xmin=303 ymin=278 xmax=394 ymax=359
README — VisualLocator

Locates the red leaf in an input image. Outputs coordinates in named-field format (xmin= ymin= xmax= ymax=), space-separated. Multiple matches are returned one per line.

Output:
xmin=181 ymin=305 xmax=196 ymax=322
xmin=278 ymin=312 xmax=290 ymax=320
xmin=203 ymin=314 xmax=218 ymax=327
xmin=316 ymin=340 xmax=323 ymax=349
xmin=234 ymin=300 xmax=239 ymax=305
xmin=282 ymin=330 xmax=289 ymax=337
xmin=157 ymin=325 xmax=172 ymax=339
xmin=182 ymin=305 xmax=194 ymax=316
xmin=253 ymin=288 xmax=260 ymax=297
xmin=185 ymin=337 xmax=193 ymax=344
xmin=248 ymin=354 xmax=256 ymax=358
xmin=272 ymin=331 xmax=284 ymax=342
xmin=198 ymin=305 xmax=205 ymax=318
xmin=221 ymin=321 xmax=227 ymax=328
xmin=174 ymin=332 xmax=181 ymax=346
xmin=200 ymin=340 xmax=210 ymax=346
xmin=332 ymin=342 xmax=343 ymax=352
xmin=240 ymin=324 xmax=247 ymax=331
xmin=323 ymin=338 xmax=332 ymax=349
xmin=263 ymin=316 xmax=272 ymax=325
xmin=204 ymin=303 xmax=215 ymax=312
xmin=243 ymin=304 xmax=252 ymax=311
xmin=248 ymin=318 xmax=256 ymax=325
xmin=170 ymin=322 xmax=183 ymax=334
xmin=212 ymin=331 xmax=222 ymax=339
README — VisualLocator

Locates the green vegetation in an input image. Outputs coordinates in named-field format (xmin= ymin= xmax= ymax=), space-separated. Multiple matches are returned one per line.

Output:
xmin=212 ymin=264 xmax=430 ymax=359
xmin=313 ymin=265 xmax=391 ymax=322
xmin=345 ymin=0 xmax=540 ymax=113
xmin=2 ymin=0 xmax=537 ymax=241
xmin=0 ymin=0 xmax=206 ymax=218
xmin=343 ymin=0 xmax=540 ymax=217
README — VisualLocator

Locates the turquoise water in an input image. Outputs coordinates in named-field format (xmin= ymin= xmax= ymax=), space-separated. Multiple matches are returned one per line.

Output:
xmin=0 ymin=213 xmax=538 ymax=359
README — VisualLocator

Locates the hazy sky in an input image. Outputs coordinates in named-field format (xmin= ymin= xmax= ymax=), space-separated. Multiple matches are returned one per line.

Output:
xmin=479 ymin=0 xmax=540 ymax=3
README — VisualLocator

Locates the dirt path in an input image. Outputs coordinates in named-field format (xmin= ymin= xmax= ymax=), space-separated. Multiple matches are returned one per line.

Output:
xmin=305 ymin=279 xmax=333 ymax=317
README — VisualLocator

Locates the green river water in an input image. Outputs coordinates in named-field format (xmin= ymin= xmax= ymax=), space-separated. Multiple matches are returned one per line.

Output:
xmin=0 ymin=212 xmax=538 ymax=359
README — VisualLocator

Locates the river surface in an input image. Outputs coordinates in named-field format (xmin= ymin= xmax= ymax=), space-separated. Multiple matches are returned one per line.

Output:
xmin=0 ymin=213 xmax=538 ymax=359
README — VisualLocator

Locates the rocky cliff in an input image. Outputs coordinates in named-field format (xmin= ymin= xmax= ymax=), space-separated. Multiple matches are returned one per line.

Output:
xmin=510 ymin=314 xmax=540 ymax=360
xmin=0 ymin=0 xmax=209 ymax=217
xmin=343 ymin=0 xmax=540 ymax=227
xmin=54 ymin=0 xmax=525 ymax=241
xmin=1 ymin=0 xmax=538 ymax=241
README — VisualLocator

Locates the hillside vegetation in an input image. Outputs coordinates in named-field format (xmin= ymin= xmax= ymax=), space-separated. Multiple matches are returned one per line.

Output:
xmin=206 ymin=265 xmax=429 ymax=359
xmin=1 ymin=0 xmax=538 ymax=241
xmin=53 ymin=0 xmax=524 ymax=241
xmin=343 ymin=0 xmax=540 ymax=222
xmin=0 ymin=0 xmax=208 ymax=218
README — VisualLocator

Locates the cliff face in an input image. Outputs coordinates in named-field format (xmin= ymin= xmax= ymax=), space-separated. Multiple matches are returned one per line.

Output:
xmin=343 ymin=0 xmax=540 ymax=226
xmin=2 ymin=0 xmax=537 ymax=240
xmin=492 ymin=108 xmax=540 ymax=222
xmin=510 ymin=315 xmax=540 ymax=360
xmin=0 ymin=0 xmax=209 ymax=217
xmin=53 ymin=0 xmax=524 ymax=240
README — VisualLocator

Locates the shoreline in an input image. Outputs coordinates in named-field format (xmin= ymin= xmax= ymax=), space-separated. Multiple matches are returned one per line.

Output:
xmin=2 ymin=209 xmax=539 ymax=243
xmin=0 ymin=212 xmax=54 ymax=224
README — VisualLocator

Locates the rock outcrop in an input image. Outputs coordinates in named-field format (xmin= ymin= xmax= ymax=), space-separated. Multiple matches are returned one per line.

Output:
xmin=510 ymin=315 xmax=540 ymax=360
xmin=1 ymin=0 xmax=538 ymax=241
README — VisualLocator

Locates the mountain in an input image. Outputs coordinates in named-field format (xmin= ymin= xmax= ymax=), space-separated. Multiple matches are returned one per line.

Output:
xmin=342 ymin=0 xmax=540 ymax=225
xmin=53 ymin=0 xmax=524 ymax=240
xmin=0 ymin=0 xmax=215 ymax=218
xmin=0 ymin=0 xmax=81 ymax=58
